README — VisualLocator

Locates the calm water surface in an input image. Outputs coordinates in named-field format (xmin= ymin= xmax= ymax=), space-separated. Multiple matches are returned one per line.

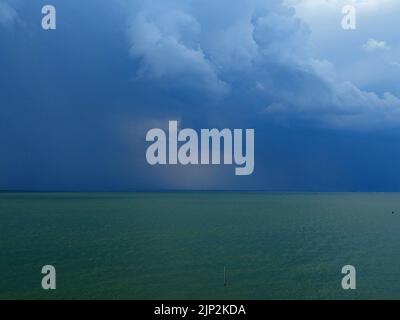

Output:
xmin=1 ymin=192 xmax=400 ymax=299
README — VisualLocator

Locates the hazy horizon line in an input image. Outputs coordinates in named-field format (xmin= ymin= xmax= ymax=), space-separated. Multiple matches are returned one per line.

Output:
xmin=1 ymin=189 xmax=399 ymax=193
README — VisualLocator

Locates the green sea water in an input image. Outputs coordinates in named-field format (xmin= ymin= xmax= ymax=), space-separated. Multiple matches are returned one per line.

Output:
xmin=1 ymin=192 xmax=400 ymax=300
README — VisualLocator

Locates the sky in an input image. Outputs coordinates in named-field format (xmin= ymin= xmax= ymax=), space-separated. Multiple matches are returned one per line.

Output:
xmin=1 ymin=0 xmax=400 ymax=191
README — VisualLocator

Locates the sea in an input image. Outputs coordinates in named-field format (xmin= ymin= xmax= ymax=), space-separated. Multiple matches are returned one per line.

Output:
xmin=1 ymin=192 xmax=400 ymax=300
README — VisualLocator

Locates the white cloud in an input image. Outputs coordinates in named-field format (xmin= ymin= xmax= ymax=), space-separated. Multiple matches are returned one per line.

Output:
xmin=265 ymin=79 xmax=400 ymax=130
xmin=127 ymin=5 xmax=229 ymax=95
xmin=126 ymin=0 xmax=307 ymax=95
xmin=126 ymin=0 xmax=400 ymax=130
xmin=363 ymin=38 xmax=390 ymax=52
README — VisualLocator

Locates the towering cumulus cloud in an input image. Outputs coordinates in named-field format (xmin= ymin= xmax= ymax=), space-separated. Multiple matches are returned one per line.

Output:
xmin=127 ymin=0 xmax=400 ymax=130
